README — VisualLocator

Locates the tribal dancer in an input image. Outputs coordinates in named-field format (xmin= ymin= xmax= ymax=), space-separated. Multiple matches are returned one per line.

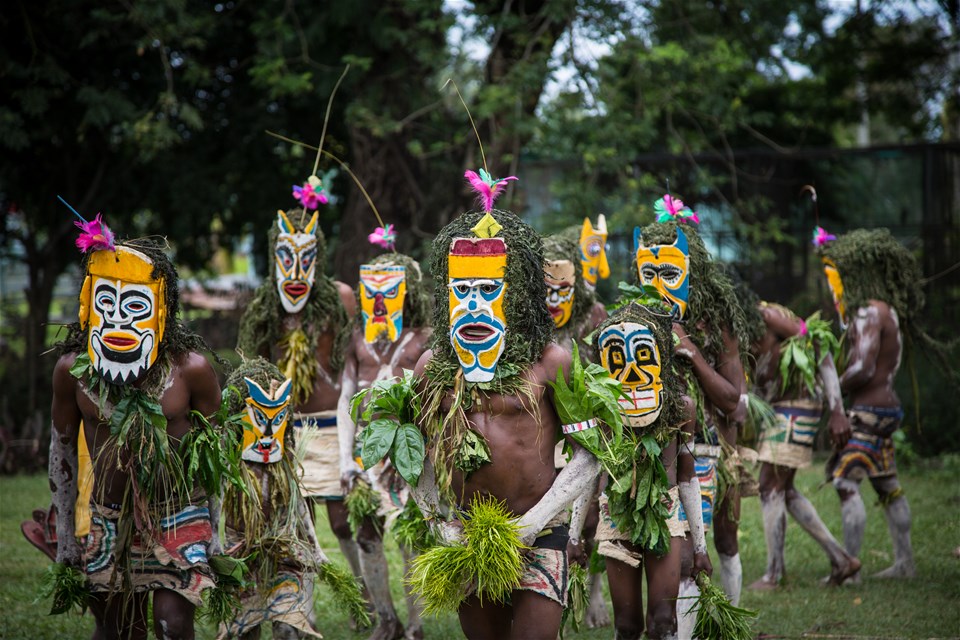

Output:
xmin=219 ymin=359 xmax=327 ymax=639
xmin=594 ymin=300 xmax=712 ymax=640
xmin=635 ymin=195 xmax=751 ymax=605
xmin=542 ymin=229 xmax=609 ymax=627
xmin=236 ymin=205 xmax=361 ymax=603
xmin=741 ymin=287 xmax=860 ymax=589
xmin=46 ymin=202 xmax=226 ymax=639
xmin=816 ymin=227 xmax=932 ymax=580
xmin=338 ymin=251 xmax=432 ymax=640
xmin=407 ymin=170 xmax=601 ymax=640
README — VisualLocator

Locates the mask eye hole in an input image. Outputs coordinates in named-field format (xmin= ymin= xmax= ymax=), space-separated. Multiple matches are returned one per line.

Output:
xmin=480 ymin=283 xmax=498 ymax=294
xmin=254 ymin=409 xmax=267 ymax=428
xmin=660 ymin=266 xmax=681 ymax=285
xmin=588 ymin=242 xmax=601 ymax=257
xmin=96 ymin=293 xmax=116 ymax=311
xmin=640 ymin=266 xmax=657 ymax=281
xmin=455 ymin=284 xmax=470 ymax=295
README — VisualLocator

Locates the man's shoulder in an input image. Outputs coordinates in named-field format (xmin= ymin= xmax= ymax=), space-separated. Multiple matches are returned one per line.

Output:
xmin=536 ymin=343 xmax=572 ymax=380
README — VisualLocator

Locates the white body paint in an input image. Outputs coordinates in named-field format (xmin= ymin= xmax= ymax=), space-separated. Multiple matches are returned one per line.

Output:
xmin=718 ymin=552 xmax=742 ymax=606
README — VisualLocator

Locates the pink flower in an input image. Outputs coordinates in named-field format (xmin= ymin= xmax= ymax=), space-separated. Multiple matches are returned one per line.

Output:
xmin=74 ymin=213 xmax=115 ymax=253
xmin=798 ymin=319 xmax=808 ymax=336
xmin=811 ymin=226 xmax=836 ymax=247
xmin=368 ymin=224 xmax=396 ymax=250
xmin=292 ymin=182 xmax=329 ymax=210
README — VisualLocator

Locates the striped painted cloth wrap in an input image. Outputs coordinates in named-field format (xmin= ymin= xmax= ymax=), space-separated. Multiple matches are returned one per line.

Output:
xmin=678 ymin=444 xmax=720 ymax=531
xmin=293 ymin=410 xmax=342 ymax=499
xmin=82 ymin=502 xmax=215 ymax=606
xmin=596 ymin=486 xmax=685 ymax=567
xmin=827 ymin=405 xmax=903 ymax=480
xmin=757 ymin=399 xmax=822 ymax=469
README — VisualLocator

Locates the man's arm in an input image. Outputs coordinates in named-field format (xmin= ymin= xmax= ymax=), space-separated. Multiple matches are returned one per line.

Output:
xmin=839 ymin=306 xmax=882 ymax=394
xmin=50 ymin=355 xmax=82 ymax=566
xmin=677 ymin=394 xmax=712 ymax=576
xmin=337 ymin=337 xmax=363 ymax=493
xmin=336 ymin=281 xmax=358 ymax=321
xmin=818 ymin=351 xmax=851 ymax=449
xmin=674 ymin=323 xmax=746 ymax=418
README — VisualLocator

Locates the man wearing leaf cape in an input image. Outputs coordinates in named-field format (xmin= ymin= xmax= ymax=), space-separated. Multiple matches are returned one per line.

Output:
xmin=338 ymin=252 xmax=432 ymax=640
xmin=219 ymin=357 xmax=355 ymax=639
xmin=236 ymin=207 xmax=363 ymax=607
xmin=741 ymin=296 xmax=860 ymax=590
xmin=816 ymin=228 xmax=949 ymax=580
xmin=46 ymin=224 xmax=227 ymax=638
xmin=634 ymin=207 xmax=751 ymax=606
xmin=589 ymin=300 xmax=712 ymax=640
xmin=398 ymin=205 xmax=601 ymax=640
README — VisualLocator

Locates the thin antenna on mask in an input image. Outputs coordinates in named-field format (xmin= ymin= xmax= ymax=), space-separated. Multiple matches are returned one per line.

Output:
xmin=442 ymin=78 xmax=487 ymax=176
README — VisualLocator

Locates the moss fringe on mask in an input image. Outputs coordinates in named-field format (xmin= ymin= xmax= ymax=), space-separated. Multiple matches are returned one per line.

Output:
xmin=637 ymin=221 xmax=751 ymax=368
xmin=237 ymin=208 xmax=351 ymax=401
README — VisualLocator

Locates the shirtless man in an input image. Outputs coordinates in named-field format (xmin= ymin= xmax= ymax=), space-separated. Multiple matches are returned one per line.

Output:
xmin=818 ymin=228 xmax=922 ymax=580
xmin=48 ymin=233 xmax=222 ymax=640
xmin=410 ymin=207 xmax=600 ymax=640
xmin=337 ymin=253 xmax=432 ymax=640
xmin=594 ymin=302 xmax=712 ymax=640
xmin=237 ymin=208 xmax=360 ymax=602
xmin=634 ymin=207 xmax=750 ymax=605
xmin=745 ymin=300 xmax=859 ymax=589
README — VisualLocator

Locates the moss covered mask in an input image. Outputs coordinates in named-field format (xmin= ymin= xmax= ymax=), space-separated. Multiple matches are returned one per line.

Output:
xmin=275 ymin=209 xmax=319 ymax=314
xmin=79 ymin=246 xmax=167 ymax=385
xmin=360 ymin=263 xmax=407 ymax=343
xmin=634 ymin=226 xmax=690 ymax=320
xmin=240 ymin=376 xmax=292 ymax=464
xmin=579 ymin=215 xmax=609 ymax=291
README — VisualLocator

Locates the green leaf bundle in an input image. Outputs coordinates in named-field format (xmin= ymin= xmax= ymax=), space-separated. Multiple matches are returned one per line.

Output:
xmin=560 ymin=562 xmax=589 ymax=636
xmin=779 ymin=311 xmax=839 ymax=398
xmin=603 ymin=433 xmax=672 ymax=556
xmin=36 ymin=562 xmax=88 ymax=616
xmin=407 ymin=496 xmax=527 ymax=615
xmin=690 ymin=572 xmax=757 ymax=640
xmin=391 ymin=499 xmax=436 ymax=552
xmin=352 ymin=370 xmax=426 ymax=485
xmin=317 ymin=561 xmax=371 ymax=628
xmin=345 ymin=477 xmax=381 ymax=533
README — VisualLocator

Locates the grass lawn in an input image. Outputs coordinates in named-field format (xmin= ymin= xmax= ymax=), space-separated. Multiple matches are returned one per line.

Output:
xmin=1 ymin=459 xmax=958 ymax=639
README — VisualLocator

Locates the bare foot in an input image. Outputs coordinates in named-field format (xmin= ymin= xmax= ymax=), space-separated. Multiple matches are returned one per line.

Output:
xmin=747 ymin=576 xmax=780 ymax=591
xmin=872 ymin=562 xmax=916 ymax=579
xmin=366 ymin=616 xmax=405 ymax=640
xmin=404 ymin=624 xmax=424 ymax=640
xmin=826 ymin=556 xmax=862 ymax=586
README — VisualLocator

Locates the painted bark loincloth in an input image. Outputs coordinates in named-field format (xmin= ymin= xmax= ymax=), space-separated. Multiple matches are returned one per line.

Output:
xmin=596 ymin=487 xmax=684 ymax=568
xmin=679 ymin=443 xmax=721 ymax=532
xmin=827 ymin=406 xmax=902 ymax=480
xmin=294 ymin=411 xmax=342 ymax=499
xmin=82 ymin=502 xmax=215 ymax=606
xmin=757 ymin=399 xmax=822 ymax=469
xmin=218 ymin=566 xmax=320 ymax=639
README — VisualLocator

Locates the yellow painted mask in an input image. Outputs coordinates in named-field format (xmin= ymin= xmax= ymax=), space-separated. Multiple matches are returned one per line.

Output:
xmin=78 ymin=246 xmax=167 ymax=385
xmin=359 ymin=263 xmax=407 ymax=343
xmin=598 ymin=322 xmax=664 ymax=427
xmin=579 ymin=215 xmax=609 ymax=291
xmin=448 ymin=238 xmax=508 ymax=382
xmin=821 ymin=257 xmax=847 ymax=329
xmin=544 ymin=260 xmax=576 ymax=328
xmin=275 ymin=209 xmax=319 ymax=314
xmin=240 ymin=376 xmax=292 ymax=464
xmin=634 ymin=227 xmax=690 ymax=319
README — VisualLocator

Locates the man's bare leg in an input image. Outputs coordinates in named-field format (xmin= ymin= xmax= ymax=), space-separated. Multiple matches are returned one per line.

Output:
xmin=676 ymin=535 xmax=698 ymax=640
xmin=152 ymin=589 xmax=196 ymax=640
xmin=458 ymin=594 xmax=512 ymax=640
xmin=833 ymin=476 xmax=866 ymax=583
xmin=510 ymin=590 xmax=563 ymax=640
xmin=585 ymin=569 xmax=611 ymax=628
xmin=784 ymin=483 xmax=860 ymax=585
xmin=357 ymin=518 xmax=404 ymax=640
xmin=324 ymin=499 xmax=372 ymax=628
xmin=644 ymin=538 xmax=681 ymax=640
xmin=400 ymin=545 xmax=424 ymax=640
xmin=751 ymin=463 xmax=788 ymax=589
xmin=89 ymin=592 xmax=149 ymax=640
xmin=870 ymin=476 xmax=916 ymax=578
xmin=714 ymin=423 xmax=742 ymax=605
xmin=606 ymin=555 xmax=646 ymax=640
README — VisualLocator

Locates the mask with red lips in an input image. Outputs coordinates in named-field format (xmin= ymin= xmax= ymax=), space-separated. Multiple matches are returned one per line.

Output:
xmin=275 ymin=209 xmax=319 ymax=314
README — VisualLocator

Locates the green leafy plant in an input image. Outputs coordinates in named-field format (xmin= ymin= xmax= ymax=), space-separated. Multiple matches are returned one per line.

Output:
xmin=200 ymin=553 xmax=253 ymax=624
xmin=407 ymin=496 xmax=526 ymax=615
xmin=779 ymin=311 xmax=839 ymax=397
xmin=561 ymin=562 xmax=589 ymax=636
xmin=345 ymin=477 xmax=381 ymax=532
xmin=317 ymin=561 xmax=372 ymax=629
xmin=392 ymin=499 xmax=436 ymax=552
xmin=36 ymin=563 xmax=88 ymax=615
xmin=351 ymin=369 xmax=426 ymax=485
xmin=687 ymin=572 xmax=758 ymax=640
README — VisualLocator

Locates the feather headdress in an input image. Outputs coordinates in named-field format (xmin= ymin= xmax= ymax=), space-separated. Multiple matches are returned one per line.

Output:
xmin=58 ymin=195 xmax=115 ymax=253
xmin=464 ymin=169 xmax=518 ymax=213
xmin=653 ymin=194 xmax=699 ymax=224
xmin=811 ymin=226 xmax=836 ymax=247
xmin=368 ymin=224 xmax=396 ymax=250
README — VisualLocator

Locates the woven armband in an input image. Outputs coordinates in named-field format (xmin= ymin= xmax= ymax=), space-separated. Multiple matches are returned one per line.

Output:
xmin=562 ymin=418 xmax=597 ymax=435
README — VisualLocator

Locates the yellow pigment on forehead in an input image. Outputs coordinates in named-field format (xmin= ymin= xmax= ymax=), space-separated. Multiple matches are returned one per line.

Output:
xmin=448 ymin=255 xmax=507 ymax=279
xmin=87 ymin=247 xmax=159 ymax=284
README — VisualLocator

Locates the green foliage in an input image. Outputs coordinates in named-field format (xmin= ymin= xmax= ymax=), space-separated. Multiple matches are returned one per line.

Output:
xmin=778 ymin=311 xmax=839 ymax=397
xmin=344 ymin=478 xmax=381 ymax=533
xmin=407 ymin=496 xmax=526 ymax=615
xmin=391 ymin=499 xmax=436 ymax=552
xmin=36 ymin=563 xmax=87 ymax=616
xmin=352 ymin=370 xmax=425 ymax=485
xmin=691 ymin=572 xmax=758 ymax=640
xmin=200 ymin=554 xmax=253 ymax=625
xmin=560 ymin=562 xmax=589 ymax=637
xmin=316 ymin=561 xmax=371 ymax=629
